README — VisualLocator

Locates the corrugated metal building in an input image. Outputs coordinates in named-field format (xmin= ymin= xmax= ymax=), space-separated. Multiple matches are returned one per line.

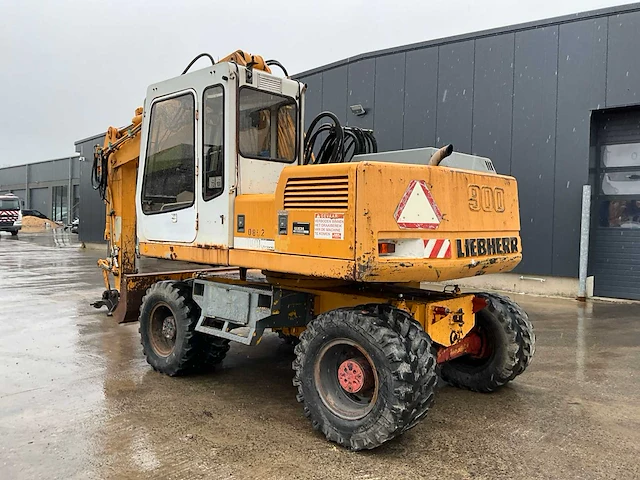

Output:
xmin=295 ymin=4 xmax=640 ymax=300
xmin=74 ymin=133 xmax=106 ymax=243
xmin=0 ymin=156 xmax=81 ymax=224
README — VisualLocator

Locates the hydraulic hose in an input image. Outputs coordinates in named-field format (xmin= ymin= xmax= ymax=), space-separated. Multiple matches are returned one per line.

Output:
xmin=92 ymin=146 xmax=108 ymax=201
xmin=181 ymin=53 xmax=215 ymax=75
xmin=303 ymin=112 xmax=377 ymax=165
xmin=265 ymin=59 xmax=289 ymax=77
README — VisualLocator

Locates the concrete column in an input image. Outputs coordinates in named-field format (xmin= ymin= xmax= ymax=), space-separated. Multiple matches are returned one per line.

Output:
xmin=68 ymin=157 xmax=73 ymax=223
xmin=25 ymin=164 xmax=30 ymax=209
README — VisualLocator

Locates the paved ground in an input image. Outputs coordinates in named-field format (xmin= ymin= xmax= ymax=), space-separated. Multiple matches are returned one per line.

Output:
xmin=1 ymin=230 xmax=639 ymax=480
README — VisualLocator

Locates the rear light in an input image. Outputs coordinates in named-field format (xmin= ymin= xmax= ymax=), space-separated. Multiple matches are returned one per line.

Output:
xmin=433 ymin=306 xmax=451 ymax=316
xmin=378 ymin=242 xmax=396 ymax=255
xmin=472 ymin=296 xmax=488 ymax=313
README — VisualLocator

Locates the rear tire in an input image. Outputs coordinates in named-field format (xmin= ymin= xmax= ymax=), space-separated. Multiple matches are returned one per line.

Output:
xmin=10 ymin=230 xmax=18 ymax=236
xmin=439 ymin=293 xmax=535 ymax=392
xmin=292 ymin=305 xmax=437 ymax=450
xmin=139 ymin=281 xmax=228 ymax=376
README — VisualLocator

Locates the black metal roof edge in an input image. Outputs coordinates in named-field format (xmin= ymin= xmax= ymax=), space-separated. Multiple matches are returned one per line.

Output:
xmin=74 ymin=132 xmax=106 ymax=146
xmin=294 ymin=2 xmax=640 ymax=78
xmin=0 ymin=153 xmax=81 ymax=171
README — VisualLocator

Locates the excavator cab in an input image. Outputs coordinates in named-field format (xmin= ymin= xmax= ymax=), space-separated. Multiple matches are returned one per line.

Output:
xmin=136 ymin=62 xmax=303 ymax=248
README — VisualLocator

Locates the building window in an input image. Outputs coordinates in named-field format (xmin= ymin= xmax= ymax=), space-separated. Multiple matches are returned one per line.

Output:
xmin=52 ymin=185 xmax=68 ymax=223
xmin=596 ymin=143 xmax=640 ymax=228
xmin=142 ymin=93 xmax=195 ymax=214
xmin=72 ymin=185 xmax=80 ymax=220
xmin=599 ymin=199 xmax=640 ymax=228
xmin=238 ymin=87 xmax=297 ymax=162
xmin=203 ymin=85 xmax=224 ymax=201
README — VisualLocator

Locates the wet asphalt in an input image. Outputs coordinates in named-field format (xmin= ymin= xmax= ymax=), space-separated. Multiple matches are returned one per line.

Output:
xmin=0 ymin=230 xmax=639 ymax=480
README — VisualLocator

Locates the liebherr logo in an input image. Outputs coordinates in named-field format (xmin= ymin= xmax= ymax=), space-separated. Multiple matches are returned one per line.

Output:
xmin=456 ymin=237 xmax=519 ymax=258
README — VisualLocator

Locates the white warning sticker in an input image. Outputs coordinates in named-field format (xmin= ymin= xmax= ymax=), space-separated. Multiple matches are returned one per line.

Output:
xmin=314 ymin=213 xmax=345 ymax=240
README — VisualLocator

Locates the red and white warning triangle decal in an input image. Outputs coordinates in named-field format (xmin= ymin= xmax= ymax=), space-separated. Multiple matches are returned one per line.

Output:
xmin=394 ymin=180 xmax=442 ymax=229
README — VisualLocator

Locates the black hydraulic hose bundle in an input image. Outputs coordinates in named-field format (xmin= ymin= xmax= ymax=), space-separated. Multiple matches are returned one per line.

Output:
xmin=265 ymin=59 xmax=289 ymax=77
xmin=92 ymin=147 xmax=108 ymax=201
xmin=303 ymin=112 xmax=377 ymax=165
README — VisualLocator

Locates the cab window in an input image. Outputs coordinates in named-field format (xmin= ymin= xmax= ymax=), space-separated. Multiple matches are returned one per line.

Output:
xmin=203 ymin=85 xmax=224 ymax=200
xmin=142 ymin=93 xmax=195 ymax=214
xmin=238 ymin=87 xmax=297 ymax=162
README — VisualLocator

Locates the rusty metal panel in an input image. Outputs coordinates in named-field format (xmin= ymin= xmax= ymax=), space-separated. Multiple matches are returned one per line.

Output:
xmin=403 ymin=47 xmax=438 ymax=149
xmin=436 ymin=40 xmax=474 ymax=153
xmin=273 ymin=163 xmax=357 ymax=260
xmin=355 ymin=162 xmax=521 ymax=282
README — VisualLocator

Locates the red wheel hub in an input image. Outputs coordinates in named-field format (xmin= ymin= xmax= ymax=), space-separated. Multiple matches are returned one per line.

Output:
xmin=338 ymin=358 xmax=373 ymax=393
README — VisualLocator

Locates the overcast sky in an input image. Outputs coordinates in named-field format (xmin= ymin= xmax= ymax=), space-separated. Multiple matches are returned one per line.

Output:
xmin=0 ymin=0 xmax=633 ymax=167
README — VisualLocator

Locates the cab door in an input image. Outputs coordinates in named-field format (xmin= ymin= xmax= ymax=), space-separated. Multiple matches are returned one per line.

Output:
xmin=196 ymin=84 xmax=231 ymax=247
xmin=138 ymin=90 xmax=198 ymax=243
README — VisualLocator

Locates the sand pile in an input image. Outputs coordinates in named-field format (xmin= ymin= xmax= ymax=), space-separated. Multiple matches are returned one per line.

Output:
xmin=21 ymin=216 xmax=62 ymax=229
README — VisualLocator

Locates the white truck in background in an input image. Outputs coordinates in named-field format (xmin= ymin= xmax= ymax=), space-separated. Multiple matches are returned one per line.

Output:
xmin=0 ymin=193 xmax=22 ymax=236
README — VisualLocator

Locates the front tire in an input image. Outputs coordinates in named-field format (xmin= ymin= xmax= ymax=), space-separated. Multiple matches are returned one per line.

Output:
xmin=292 ymin=305 xmax=437 ymax=450
xmin=139 ymin=281 xmax=228 ymax=376
xmin=439 ymin=293 xmax=535 ymax=392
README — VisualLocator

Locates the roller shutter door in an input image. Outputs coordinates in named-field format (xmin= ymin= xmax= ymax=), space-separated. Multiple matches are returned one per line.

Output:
xmin=590 ymin=109 xmax=640 ymax=300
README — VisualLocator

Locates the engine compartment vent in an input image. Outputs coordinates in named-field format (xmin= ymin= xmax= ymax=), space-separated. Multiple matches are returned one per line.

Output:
xmin=257 ymin=74 xmax=282 ymax=94
xmin=284 ymin=175 xmax=349 ymax=210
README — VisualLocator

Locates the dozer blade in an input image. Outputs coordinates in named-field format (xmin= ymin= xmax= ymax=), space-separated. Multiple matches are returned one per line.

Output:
xmin=109 ymin=268 xmax=238 ymax=324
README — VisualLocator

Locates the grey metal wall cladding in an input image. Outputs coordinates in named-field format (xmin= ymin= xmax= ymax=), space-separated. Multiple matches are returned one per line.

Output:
xmin=0 ymin=165 xmax=26 ymax=186
xmin=76 ymin=136 xmax=107 ymax=243
xmin=72 ymin=157 xmax=81 ymax=178
xmin=322 ymin=67 xmax=348 ymax=124
xmin=303 ymin=73 xmax=322 ymax=131
xmin=511 ymin=26 xmax=558 ymax=275
xmin=373 ymin=53 xmax=405 ymax=152
xmin=606 ymin=11 xmax=640 ymax=107
xmin=12 ymin=189 xmax=26 ymax=205
xmin=471 ymin=33 xmax=515 ymax=175
xmin=29 ymin=187 xmax=49 ymax=217
xmin=403 ymin=47 xmax=438 ymax=149
xmin=347 ymin=59 xmax=375 ymax=130
xmin=29 ymin=159 xmax=70 ymax=183
xmin=591 ymin=230 xmax=640 ymax=300
xmin=553 ymin=18 xmax=607 ymax=277
xmin=435 ymin=40 xmax=474 ymax=152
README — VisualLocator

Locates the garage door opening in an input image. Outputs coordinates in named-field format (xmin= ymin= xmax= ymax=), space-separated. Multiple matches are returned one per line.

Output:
xmin=590 ymin=107 xmax=640 ymax=300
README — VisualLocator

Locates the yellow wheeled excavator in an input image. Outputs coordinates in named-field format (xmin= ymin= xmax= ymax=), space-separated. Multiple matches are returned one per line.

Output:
xmin=91 ymin=50 xmax=535 ymax=450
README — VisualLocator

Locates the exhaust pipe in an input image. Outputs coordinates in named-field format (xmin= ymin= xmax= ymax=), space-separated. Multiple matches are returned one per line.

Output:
xmin=429 ymin=144 xmax=454 ymax=166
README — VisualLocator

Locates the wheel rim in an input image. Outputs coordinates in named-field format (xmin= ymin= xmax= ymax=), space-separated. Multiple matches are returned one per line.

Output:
xmin=314 ymin=338 xmax=379 ymax=421
xmin=149 ymin=302 xmax=177 ymax=357
xmin=447 ymin=313 xmax=495 ymax=369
